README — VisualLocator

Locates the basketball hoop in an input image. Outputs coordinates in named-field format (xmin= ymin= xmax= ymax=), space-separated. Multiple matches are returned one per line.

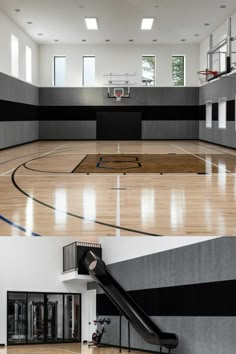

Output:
xmin=197 ymin=69 xmax=218 ymax=84
xmin=114 ymin=88 xmax=124 ymax=102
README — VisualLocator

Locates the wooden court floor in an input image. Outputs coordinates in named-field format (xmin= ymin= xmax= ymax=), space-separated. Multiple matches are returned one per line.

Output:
xmin=0 ymin=343 xmax=143 ymax=354
xmin=0 ymin=140 xmax=236 ymax=237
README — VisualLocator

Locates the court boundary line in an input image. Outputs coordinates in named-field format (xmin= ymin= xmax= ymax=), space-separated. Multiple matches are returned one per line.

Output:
xmin=11 ymin=162 xmax=162 ymax=237
xmin=0 ymin=215 xmax=41 ymax=236
xmin=171 ymin=143 xmax=232 ymax=173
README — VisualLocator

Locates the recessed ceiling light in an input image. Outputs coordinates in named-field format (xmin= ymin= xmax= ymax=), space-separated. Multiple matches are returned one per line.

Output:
xmin=204 ymin=23 xmax=210 ymax=26
xmin=82 ymin=39 xmax=87 ymax=42
xmin=27 ymin=22 xmax=32 ymax=25
xmin=38 ymin=33 xmax=43 ymax=36
xmin=141 ymin=18 xmax=154 ymax=30
xmin=181 ymin=39 xmax=186 ymax=42
xmin=85 ymin=18 xmax=98 ymax=30
xmin=220 ymin=4 xmax=227 ymax=8
xmin=14 ymin=9 xmax=21 ymax=12
xmin=54 ymin=39 xmax=59 ymax=42
xmin=129 ymin=39 xmax=134 ymax=42
xmin=105 ymin=39 xmax=110 ymax=42
xmin=153 ymin=39 xmax=158 ymax=42
xmin=194 ymin=34 xmax=199 ymax=36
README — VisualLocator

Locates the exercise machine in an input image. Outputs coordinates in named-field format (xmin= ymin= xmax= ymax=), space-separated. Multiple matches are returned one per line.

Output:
xmin=88 ymin=318 xmax=111 ymax=347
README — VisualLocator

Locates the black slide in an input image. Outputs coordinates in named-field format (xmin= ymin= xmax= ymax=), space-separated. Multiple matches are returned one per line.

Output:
xmin=84 ymin=251 xmax=178 ymax=351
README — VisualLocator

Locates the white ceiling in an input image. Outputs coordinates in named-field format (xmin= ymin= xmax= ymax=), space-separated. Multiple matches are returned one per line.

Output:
xmin=0 ymin=0 xmax=236 ymax=45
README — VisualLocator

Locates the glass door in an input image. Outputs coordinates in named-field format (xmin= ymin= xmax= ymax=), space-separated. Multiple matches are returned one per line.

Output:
xmin=46 ymin=294 xmax=63 ymax=342
xmin=7 ymin=293 xmax=27 ymax=344
xmin=64 ymin=295 xmax=81 ymax=342
xmin=27 ymin=293 xmax=45 ymax=344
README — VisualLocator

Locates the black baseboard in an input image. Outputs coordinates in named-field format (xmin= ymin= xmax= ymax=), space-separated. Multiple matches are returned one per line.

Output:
xmin=101 ymin=343 xmax=164 ymax=354
xmin=199 ymin=139 xmax=236 ymax=151
xmin=0 ymin=139 xmax=39 ymax=151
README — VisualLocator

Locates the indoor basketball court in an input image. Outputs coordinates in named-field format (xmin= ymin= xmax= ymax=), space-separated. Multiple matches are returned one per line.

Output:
xmin=0 ymin=0 xmax=236 ymax=238
xmin=0 ymin=140 xmax=236 ymax=237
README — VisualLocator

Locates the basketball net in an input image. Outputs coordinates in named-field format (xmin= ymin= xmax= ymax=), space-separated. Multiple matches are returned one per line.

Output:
xmin=115 ymin=93 xmax=122 ymax=102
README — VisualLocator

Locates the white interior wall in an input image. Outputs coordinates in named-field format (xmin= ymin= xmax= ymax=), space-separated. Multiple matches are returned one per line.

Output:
xmin=0 ymin=237 xmax=90 ymax=345
xmin=200 ymin=10 xmax=236 ymax=72
xmin=39 ymin=43 xmax=200 ymax=87
xmin=0 ymin=9 xmax=38 ymax=86
xmin=99 ymin=236 xmax=215 ymax=265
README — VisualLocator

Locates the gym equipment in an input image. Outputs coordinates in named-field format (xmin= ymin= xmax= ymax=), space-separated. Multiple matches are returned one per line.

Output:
xmin=84 ymin=251 xmax=178 ymax=353
xmin=88 ymin=317 xmax=111 ymax=347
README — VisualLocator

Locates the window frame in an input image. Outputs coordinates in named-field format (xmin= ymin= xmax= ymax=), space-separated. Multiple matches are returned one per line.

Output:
xmin=53 ymin=55 xmax=66 ymax=87
xmin=142 ymin=54 xmax=156 ymax=87
xmin=82 ymin=55 xmax=96 ymax=87
xmin=206 ymin=100 xmax=213 ymax=128
xmin=25 ymin=45 xmax=32 ymax=83
xmin=172 ymin=54 xmax=186 ymax=87
xmin=11 ymin=34 xmax=19 ymax=78
xmin=218 ymin=97 xmax=227 ymax=129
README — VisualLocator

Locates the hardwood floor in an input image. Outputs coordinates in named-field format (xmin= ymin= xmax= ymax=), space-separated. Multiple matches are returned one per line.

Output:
xmin=0 ymin=140 xmax=236 ymax=237
xmin=0 ymin=343 xmax=146 ymax=354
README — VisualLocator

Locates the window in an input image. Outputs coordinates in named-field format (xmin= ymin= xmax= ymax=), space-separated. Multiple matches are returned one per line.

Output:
xmin=218 ymin=97 xmax=227 ymax=129
xmin=83 ymin=56 xmax=95 ymax=86
xmin=11 ymin=34 xmax=19 ymax=77
xmin=172 ymin=55 xmax=185 ymax=86
xmin=142 ymin=55 xmax=155 ymax=86
xmin=26 ymin=46 xmax=32 ymax=83
xmin=206 ymin=101 xmax=212 ymax=128
xmin=54 ymin=56 xmax=66 ymax=87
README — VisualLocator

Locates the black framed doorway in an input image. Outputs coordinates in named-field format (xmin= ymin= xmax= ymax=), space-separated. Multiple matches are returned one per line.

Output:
xmin=96 ymin=112 xmax=142 ymax=140
xmin=7 ymin=291 xmax=81 ymax=345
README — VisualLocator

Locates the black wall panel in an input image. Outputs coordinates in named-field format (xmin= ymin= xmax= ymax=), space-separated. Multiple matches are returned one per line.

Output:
xmin=96 ymin=112 xmax=142 ymax=140
xmin=97 ymin=279 xmax=236 ymax=316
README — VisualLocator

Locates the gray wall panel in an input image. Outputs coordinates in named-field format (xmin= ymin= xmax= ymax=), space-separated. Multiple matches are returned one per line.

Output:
xmin=0 ymin=121 xmax=39 ymax=149
xmin=0 ymin=72 xmax=38 ymax=105
xmin=101 ymin=316 xmax=236 ymax=354
xmin=200 ymin=77 xmax=236 ymax=104
xmin=142 ymin=120 xmax=199 ymax=139
xmin=90 ymin=238 xmax=236 ymax=354
xmin=39 ymin=87 xmax=199 ymax=106
xmin=199 ymin=121 xmax=236 ymax=149
xmin=39 ymin=120 xmax=96 ymax=139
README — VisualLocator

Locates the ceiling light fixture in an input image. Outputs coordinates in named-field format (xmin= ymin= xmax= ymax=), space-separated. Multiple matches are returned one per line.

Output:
xmin=181 ymin=39 xmax=186 ymax=42
xmin=54 ymin=39 xmax=59 ymax=42
xmin=38 ymin=33 xmax=43 ymax=36
xmin=220 ymin=5 xmax=227 ymax=8
xmin=129 ymin=39 xmax=134 ymax=42
xmin=85 ymin=18 xmax=98 ymax=30
xmin=153 ymin=39 xmax=158 ymax=42
xmin=82 ymin=39 xmax=87 ymax=42
xmin=204 ymin=23 xmax=210 ymax=26
xmin=194 ymin=34 xmax=199 ymax=36
xmin=141 ymin=18 xmax=154 ymax=30
xmin=105 ymin=39 xmax=110 ymax=42
xmin=27 ymin=22 xmax=32 ymax=25
xmin=14 ymin=9 xmax=21 ymax=12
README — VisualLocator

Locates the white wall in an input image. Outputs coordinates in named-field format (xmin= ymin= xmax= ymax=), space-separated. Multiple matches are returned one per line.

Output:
xmin=99 ymin=236 xmax=215 ymax=265
xmin=39 ymin=43 xmax=200 ymax=87
xmin=0 ymin=237 xmax=90 ymax=345
xmin=200 ymin=10 xmax=236 ymax=72
xmin=0 ymin=9 xmax=38 ymax=86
